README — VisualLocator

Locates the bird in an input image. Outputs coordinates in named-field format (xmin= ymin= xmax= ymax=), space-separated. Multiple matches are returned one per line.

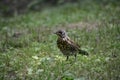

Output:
xmin=54 ymin=30 xmax=88 ymax=60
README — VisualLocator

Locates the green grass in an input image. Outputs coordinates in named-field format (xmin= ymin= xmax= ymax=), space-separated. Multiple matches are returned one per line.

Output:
xmin=0 ymin=2 xmax=120 ymax=80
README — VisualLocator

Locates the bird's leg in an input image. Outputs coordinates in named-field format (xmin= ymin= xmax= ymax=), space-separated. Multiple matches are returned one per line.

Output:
xmin=66 ymin=56 xmax=69 ymax=61
xmin=74 ymin=54 xmax=77 ymax=61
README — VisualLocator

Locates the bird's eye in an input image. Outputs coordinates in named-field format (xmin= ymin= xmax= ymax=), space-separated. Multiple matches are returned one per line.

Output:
xmin=59 ymin=31 xmax=62 ymax=34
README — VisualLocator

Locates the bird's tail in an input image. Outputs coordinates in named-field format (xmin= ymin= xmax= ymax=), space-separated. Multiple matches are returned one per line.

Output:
xmin=79 ymin=49 xmax=89 ymax=56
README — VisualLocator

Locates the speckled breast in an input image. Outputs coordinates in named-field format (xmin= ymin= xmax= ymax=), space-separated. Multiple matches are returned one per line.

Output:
xmin=57 ymin=38 xmax=77 ymax=55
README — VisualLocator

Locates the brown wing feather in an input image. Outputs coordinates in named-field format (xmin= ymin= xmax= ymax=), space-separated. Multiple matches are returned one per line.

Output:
xmin=66 ymin=37 xmax=80 ymax=50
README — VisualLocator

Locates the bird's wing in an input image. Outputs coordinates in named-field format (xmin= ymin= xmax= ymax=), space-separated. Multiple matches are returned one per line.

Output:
xmin=65 ymin=37 xmax=80 ymax=50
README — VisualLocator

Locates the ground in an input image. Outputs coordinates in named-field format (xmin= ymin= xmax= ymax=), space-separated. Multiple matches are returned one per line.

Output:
xmin=0 ymin=2 xmax=120 ymax=80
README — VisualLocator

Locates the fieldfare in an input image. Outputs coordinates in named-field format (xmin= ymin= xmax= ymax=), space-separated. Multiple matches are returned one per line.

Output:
xmin=54 ymin=30 xmax=88 ymax=60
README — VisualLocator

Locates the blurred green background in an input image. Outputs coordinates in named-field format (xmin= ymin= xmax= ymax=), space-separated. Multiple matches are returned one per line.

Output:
xmin=0 ymin=0 xmax=120 ymax=80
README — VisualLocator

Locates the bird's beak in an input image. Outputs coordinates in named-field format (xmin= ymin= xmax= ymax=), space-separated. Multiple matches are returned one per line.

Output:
xmin=54 ymin=32 xmax=57 ymax=34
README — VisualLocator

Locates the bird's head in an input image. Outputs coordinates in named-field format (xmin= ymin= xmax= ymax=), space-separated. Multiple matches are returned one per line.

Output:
xmin=54 ymin=30 xmax=67 ymax=38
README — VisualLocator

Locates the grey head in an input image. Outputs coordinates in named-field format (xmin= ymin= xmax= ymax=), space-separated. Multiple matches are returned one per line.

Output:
xmin=54 ymin=30 xmax=67 ymax=38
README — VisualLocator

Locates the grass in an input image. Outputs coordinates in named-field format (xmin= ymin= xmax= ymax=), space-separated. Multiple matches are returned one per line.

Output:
xmin=0 ymin=1 xmax=120 ymax=80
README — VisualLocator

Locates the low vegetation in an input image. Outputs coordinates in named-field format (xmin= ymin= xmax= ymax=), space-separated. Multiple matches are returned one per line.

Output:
xmin=0 ymin=1 xmax=120 ymax=80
